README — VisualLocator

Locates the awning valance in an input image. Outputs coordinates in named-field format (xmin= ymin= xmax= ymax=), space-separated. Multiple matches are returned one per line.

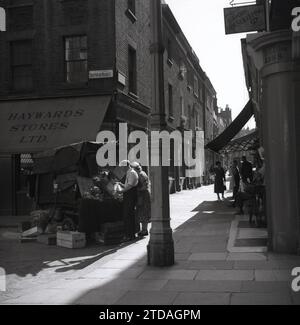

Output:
xmin=205 ymin=100 xmax=254 ymax=153
xmin=0 ymin=95 xmax=111 ymax=154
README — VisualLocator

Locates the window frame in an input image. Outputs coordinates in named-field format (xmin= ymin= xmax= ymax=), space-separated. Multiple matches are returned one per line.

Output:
xmin=167 ymin=38 xmax=173 ymax=65
xmin=193 ymin=76 xmax=199 ymax=98
xmin=64 ymin=35 xmax=88 ymax=84
xmin=10 ymin=40 xmax=33 ymax=92
xmin=126 ymin=0 xmax=137 ymax=22
xmin=168 ymin=83 xmax=174 ymax=118
xmin=0 ymin=7 xmax=6 ymax=32
xmin=128 ymin=45 xmax=137 ymax=96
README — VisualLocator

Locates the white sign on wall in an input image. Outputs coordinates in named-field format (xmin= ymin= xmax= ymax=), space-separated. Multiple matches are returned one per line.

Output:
xmin=118 ymin=72 xmax=126 ymax=86
xmin=89 ymin=70 xmax=114 ymax=80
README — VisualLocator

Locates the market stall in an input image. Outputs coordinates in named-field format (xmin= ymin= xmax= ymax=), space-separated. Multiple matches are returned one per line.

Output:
xmin=26 ymin=141 xmax=126 ymax=245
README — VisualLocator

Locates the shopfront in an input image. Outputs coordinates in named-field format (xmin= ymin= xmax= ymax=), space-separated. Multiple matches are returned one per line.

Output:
xmin=0 ymin=95 xmax=112 ymax=216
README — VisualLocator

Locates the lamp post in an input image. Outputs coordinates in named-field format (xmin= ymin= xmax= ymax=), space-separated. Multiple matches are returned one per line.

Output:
xmin=147 ymin=0 xmax=175 ymax=266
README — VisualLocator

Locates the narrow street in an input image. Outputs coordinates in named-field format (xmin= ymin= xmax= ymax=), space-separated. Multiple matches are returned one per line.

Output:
xmin=0 ymin=185 xmax=299 ymax=305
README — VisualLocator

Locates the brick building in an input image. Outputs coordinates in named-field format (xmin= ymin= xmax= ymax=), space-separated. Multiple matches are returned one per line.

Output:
xmin=162 ymin=4 xmax=210 ymax=192
xmin=203 ymin=77 xmax=218 ymax=181
xmin=0 ymin=0 xmax=219 ymax=216
xmin=0 ymin=0 xmax=153 ymax=215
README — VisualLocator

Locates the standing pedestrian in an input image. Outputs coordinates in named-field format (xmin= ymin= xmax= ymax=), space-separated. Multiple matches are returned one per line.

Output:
xmin=240 ymin=156 xmax=253 ymax=183
xmin=118 ymin=160 xmax=139 ymax=241
xmin=213 ymin=161 xmax=226 ymax=201
xmin=131 ymin=162 xmax=151 ymax=237
xmin=232 ymin=160 xmax=240 ymax=201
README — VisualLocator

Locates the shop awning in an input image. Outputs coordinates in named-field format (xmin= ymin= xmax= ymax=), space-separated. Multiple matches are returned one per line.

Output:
xmin=220 ymin=130 xmax=259 ymax=154
xmin=205 ymin=100 xmax=254 ymax=153
xmin=0 ymin=96 xmax=111 ymax=154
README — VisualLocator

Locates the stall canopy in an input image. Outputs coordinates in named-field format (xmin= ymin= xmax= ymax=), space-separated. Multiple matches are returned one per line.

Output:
xmin=220 ymin=130 xmax=259 ymax=154
xmin=0 ymin=95 xmax=111 ymax=154
xmin=205 ymin=100 xmax=254 ymax=153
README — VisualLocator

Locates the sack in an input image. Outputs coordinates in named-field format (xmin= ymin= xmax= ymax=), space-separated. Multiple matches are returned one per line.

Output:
xmin=223 ymin=184 xmax=227 ymax=191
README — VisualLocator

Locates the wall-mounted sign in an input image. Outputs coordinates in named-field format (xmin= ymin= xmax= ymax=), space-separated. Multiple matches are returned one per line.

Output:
xmin=89 ymin=70 xmax=114 ymax=79
xmin=224 ymin=5 xmax=266 ymax=35
xmin=118 ymin=72 xmax=126 ymax=86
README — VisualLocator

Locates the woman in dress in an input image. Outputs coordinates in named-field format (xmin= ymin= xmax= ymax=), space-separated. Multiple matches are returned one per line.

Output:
xmin=213 ymin=161 xmax=226 ymax=201
xmin=131 ymin=162 xmax=151 ymax=237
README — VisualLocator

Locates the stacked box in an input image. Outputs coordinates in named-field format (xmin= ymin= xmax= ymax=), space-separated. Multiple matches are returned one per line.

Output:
xmin=99 ymin=222 xmax=124 ymax=245
xmin=57 ymin=231 xmax=86 ymax=249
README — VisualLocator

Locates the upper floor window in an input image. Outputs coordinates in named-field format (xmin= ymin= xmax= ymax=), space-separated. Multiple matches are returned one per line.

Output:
xmin=65 ymin=35 xmax=88 ymax=84
xmin=128 ymin=46 xmax=137 ymax=95
xmin=194 ymin=76 xmax=199 ymax=97
xmin=168 ymin=83 xmax=174 ymax=118
xmin=180 ymin=96 xmax=185 ymax=117
xmin=167 ymin=39 xmax=173 ymax=64
xmin=7 ymin=6 xmax=33 ymax=32
xmin=0 ymin=7 xmax=6 ymax=32
xmin=128 ymin=0 xmax=136 ymax=15
xmin=11 ymin=40 xmax=33 ymax=91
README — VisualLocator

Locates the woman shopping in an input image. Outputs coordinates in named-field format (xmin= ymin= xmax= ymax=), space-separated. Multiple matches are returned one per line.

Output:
xmin=131 ymin=162 xmax=151 ymax=237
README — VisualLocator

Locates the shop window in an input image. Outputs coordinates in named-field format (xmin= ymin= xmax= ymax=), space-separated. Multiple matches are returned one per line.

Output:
xmin=11 ymin=40 xmax=33 ymax=91
xmin=65 ymin=35 xmax=88 ymax=84
xmin=19 ymin=154 xmax=34 ymax=192
xmin=0 ymin=7 xmax=6 ymax=32
xmin=128 ymin=46 xmax=137 ymax=95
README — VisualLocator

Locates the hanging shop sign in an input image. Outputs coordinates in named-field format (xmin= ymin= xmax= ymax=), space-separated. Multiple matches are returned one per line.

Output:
xmin=224 ymin=4 xmax=266 ymax=35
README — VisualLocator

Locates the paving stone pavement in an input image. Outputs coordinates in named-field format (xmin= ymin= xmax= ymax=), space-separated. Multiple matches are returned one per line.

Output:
xmin=0 ymin=185 xmax=299 ymax=305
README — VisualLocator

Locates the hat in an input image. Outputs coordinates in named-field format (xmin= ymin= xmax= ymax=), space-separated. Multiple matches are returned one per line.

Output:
xmin=119 ymin=160 xmax=130 ymax=167
xmin=130 ymin=161 xmax=139 ymax=168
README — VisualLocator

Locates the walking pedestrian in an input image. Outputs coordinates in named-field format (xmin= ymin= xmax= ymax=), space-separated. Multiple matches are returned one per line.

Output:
xmin=213 ymin=161 xmax=226 ymax=201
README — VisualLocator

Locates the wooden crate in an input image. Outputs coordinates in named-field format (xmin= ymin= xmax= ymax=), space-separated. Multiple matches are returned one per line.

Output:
xmin=57 ymin=231 xmax=86 ymax=249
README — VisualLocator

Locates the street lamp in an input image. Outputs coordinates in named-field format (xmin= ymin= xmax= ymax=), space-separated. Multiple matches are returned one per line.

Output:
xmin=147 ymin=0 xmax=175 ymax=266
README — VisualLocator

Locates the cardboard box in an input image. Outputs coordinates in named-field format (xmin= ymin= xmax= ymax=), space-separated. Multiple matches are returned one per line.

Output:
xmin=57 ymin=231 xmax=86 ymax=249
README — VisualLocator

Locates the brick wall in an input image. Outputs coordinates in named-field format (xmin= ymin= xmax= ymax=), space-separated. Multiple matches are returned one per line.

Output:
xmin=162 ymin=14 xmax=204 ymax=132
xmin=115 ymin=0 xmax=153 ymax=109
xmin=0 ymin=0 xmax=116 ymax=99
